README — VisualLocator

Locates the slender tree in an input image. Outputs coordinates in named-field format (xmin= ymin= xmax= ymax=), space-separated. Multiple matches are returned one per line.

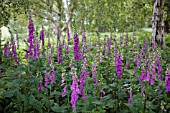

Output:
xmin=151 ymin=0 xmax=165 ymax=49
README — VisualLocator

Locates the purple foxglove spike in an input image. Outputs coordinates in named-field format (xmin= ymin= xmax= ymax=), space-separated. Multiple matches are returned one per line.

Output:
xmin=67 ymin=28 xmax=70 ymax=42
xmin=70 ymin=76 xmax=80 ymax=109
xmin=26 ymin=17 xmax=35 ymax=58
xmin=126 ymin=62 xmax=130 ymax=69
xmin=120 ymin=34 xmax=122 ymax=45
xmin=73 ymin=34 xmax=80 ymax=60
xmin=114 ymin=44 xmax=117 ymax=60
xmin=3 ymin=44 xmax=10 ymax=57
xmin=115 ymin=54 xmax=123 ymax=79
xmin=102 ymin=40 xmax=106 ymax=54
xmin=80 ymin=73 xmax=86 ymax=88
xmin=80 ymin=90 xmax=86 ymax=100
xmin=48 ymin=56 xmax=51 ymax=64
xmin=57 ymin=44 xmax=62 ymax=64
xmin=38 ymin=82 xmax=42 ymax=91
xmin=128 ymin=88 xmax=132 ymax=104
xmin=165 ymin=71 xmax=170 ymax=92
xmin=124 ymin=34 xmax=128 ymax=46
xmin=108 ymin=35 xmax=112 ymax=54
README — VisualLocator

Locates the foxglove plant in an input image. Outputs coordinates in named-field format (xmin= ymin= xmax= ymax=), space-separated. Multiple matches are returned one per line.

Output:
xmin=48 ymin=56 xmax=51 ymax=64
xmin=102 ymin=40 xmax=106 ymax=54
xmin=139 ymin=67 xmax=147 ymax=82
xmin=16 ymin=34 xmax=19 ymax=48
xmin=114 ymin=44 xmax=117 ymax=61
xmin=26 ymin=17 xmax=35 ymax=58
xmin=143 ymin=38 xmax=148 ymax=51
xmin=79 ymin=58 xmax=89 ymax=100
xmin=73 ymin=34 xmax=80 ymax=60
xmin=126 ymin=62 xmax=130 ymax=69
xmin=92 ymin=62 xmax=98 ymax=87
xmin=57 ymin=44 xmax=62 ymax=64
xmin=11 ymin=38 xmax=19 ymax=64
xmin=70 ymin=75 xmax=80 ymax=109
xmin=133 ymin=55 xmax=140 ymax=67
xmin=50 ymin=67 xmax=55 ymax=83
xmin=40 ymin=29 xmax=45 ymax=56
xmin=119 ymin=34 xmax=123 ymax=46
xmin=108 ymin=35 xmax=112 ymax=54
xmin=80 ymin=34 xmax=87 ymax=60
xmin=62 ymin=86 xmax=67 ymax=97
xmin=115 ymin=54 xmax=123 ymax=79
xmin=38 ymin=81 xmax=42 ymax=91
xmin=67 ymin=28 xmax=70 ymax=42
xmin=154 ymin=53 xmax=162 ymax=80
xmin=44 ymin=70 xmax=51 ymax=87
xmin=124 ymin=34 xmax=128 ymax=46
xmin=128 ymin=88 xmax=132 ymax=104
xmin=100 ymin=90 xmax=105 ymax=101
xmin=165 ymin=71 xmax=170 ymax=92
xmin=3 ymin=44 xmax=10 ymax=58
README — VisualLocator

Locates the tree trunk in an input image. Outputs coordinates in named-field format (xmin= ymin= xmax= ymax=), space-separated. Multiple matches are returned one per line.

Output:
xmin=165 ymin=20 xmax=169 ymax=33
xmin=151 ymin=0 xmax=165 ymax=49
xmin=0 ymin=26 xmax=2 ymax=63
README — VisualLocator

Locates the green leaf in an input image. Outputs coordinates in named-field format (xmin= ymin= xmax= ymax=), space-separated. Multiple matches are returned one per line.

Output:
xmin=92 ymin=100 xmax=103 ymax=105
xmin=4 ymin=91 xmax=14 ymax=98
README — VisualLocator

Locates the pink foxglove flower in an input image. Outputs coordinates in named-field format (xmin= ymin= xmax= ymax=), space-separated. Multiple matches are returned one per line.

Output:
xmin=128 ymin=88 xmax=133 ymax=104
xmin=165 ymin=71 xmax=170 ymax=92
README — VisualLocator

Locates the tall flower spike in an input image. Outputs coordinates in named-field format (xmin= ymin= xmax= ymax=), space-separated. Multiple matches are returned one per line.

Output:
xmin=102 ymin=40 xmax=106 ymax=54
xmin=108 ymin=35 xmax=112 ymax=54
xmin=57 ymin=44 xmax=62 ymax=64
xmin=26 ymin=16 xmax=35 ymax=58
xmin=67 ymin=28 xmax=70 ymax=42
xmin=124 ymin=34 xmax=128 ymax=46
xmin=70 ymin=76 xmax=80 ymax=109
xmin=114 ymin=44 xmax=117 ymax=61
xmin=139 ymin=67 xmax=147 ymax=82
xmin=115 ymin=54 xmax=123 ymax=79
xmin=128 ymin=88 xmax=133 ymax=104
xmin=50 ymin=67 xmax=55 ymax=84
xmin=165 ymin=70 xmax=170 ymax=92
xmin=120 ymin=34 xmax=122 ymax=46
xmin=73 ymin=34 xmax=80 ymax=60
xmin=3 ymin=44 xmax=10 ymax=58
xmin=11 ymin=37 xmax=19 ymax=64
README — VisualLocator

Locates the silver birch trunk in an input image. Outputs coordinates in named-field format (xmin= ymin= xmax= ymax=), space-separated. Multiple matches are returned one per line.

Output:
xmin=151 ymin=0 xmax=165 ymax=49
